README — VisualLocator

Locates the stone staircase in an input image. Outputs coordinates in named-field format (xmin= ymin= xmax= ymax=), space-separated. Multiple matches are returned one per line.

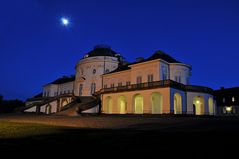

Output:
xmin=55 ymin=96 xmax=100 ymax=116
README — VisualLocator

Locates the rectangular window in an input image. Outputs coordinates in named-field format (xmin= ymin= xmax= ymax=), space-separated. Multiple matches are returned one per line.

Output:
xmin=126 ymin=81 xmax=131 ymax=86
xmin=111 ymin=83 xmax=114 ymax=88
xmin=163 ymin=74 xmax=167 ymax=80
xmin=79 ymin=84 xmax=83 ymax=96
xmin=178 ymin=76 xmax=181 ymax=83
xmin=148 ymin=74 xmax=153 ymax=82
xmin=118 ymin=82 xmax=122 ymax=87
xmin=91 ymin=83 xmax=96 ymax=94
xmin=47 ymin=92 xmax=49 ymax=97
xmin=68 ymin=90 xmax=70 ymax=94
xmin=136 ymin=76 xmax=142 ymax=84
xmin=104 ymin=84 xmax=107 ymax=88
xmin=232 ymin=97 xmax=235 ymax=102
xmin=186 ymin=77 xmax=190 ymax=85
xmin=175 ymin=76 xmax=181 ymax=83
xmin=223 ymin=98 xmax=225 ymax=103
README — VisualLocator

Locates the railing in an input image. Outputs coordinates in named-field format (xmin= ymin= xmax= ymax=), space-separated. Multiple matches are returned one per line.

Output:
xmin=100 ymin=80 xmax=213 ymax=94
xmin=23 ymin=93 xmax=76 ymax=111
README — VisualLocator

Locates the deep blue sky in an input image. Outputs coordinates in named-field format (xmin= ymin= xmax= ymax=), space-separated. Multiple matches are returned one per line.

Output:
xmin=0 ymin=0 xmax=239 ymax=100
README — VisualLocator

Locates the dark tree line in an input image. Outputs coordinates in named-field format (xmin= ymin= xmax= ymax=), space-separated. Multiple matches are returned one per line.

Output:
xmin=0 ymin=95 xmax=25 ymax=113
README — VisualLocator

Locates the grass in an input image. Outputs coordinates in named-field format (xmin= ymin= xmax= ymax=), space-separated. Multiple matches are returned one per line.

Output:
xmin=0 ymin=121 xmax=65 ymax=139
xmin=1 ymin=116 xmax=239 ymax=157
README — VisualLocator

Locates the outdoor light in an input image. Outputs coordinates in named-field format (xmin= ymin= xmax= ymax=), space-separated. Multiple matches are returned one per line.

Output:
xmin=196 ymin=100 xmax=200 ymax=104
xmin=226 ymin=106 xmax=232 ymax=112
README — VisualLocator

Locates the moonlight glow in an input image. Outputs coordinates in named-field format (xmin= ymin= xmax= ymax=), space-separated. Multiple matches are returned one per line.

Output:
xmin=61 ymin=17 xmax=69 ymax=26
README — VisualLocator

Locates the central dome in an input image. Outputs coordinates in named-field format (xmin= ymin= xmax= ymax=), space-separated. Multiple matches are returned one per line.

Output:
xmin=84 ymin=45 xmax=118 ymax=58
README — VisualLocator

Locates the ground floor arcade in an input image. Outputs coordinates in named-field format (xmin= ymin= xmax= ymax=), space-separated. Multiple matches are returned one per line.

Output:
xmin=102 ymin=87 xmax=215 ymax=115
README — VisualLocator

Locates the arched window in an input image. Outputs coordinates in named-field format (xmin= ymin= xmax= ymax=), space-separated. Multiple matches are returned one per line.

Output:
xmin=91 ymin=83 xmax=96 ymax=94
xmin=106 ymin=96 xmax=113 ymax=114
xmin=193 ymin=96 xmax=205 ymax=115
xmin=118 ymin=96 xmax=127 ymax=114
xmin=134 ymin=94 xmax=143 ymax=114
xmin=151 ymin=92 xmax=163 ymax=114
xmin=174 ymin=93 xmax=182 ymax=114
xmin=208 ymin=97 xmax=214 ymax=115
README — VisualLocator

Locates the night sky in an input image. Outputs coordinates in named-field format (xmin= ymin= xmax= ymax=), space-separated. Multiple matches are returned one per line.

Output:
xmin=1 ymin=0 xmax=239 ymax=100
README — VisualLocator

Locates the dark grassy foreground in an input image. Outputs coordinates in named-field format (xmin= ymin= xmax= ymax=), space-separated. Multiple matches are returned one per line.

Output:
xmin=0 ymin=115 xmax=239 ymax=157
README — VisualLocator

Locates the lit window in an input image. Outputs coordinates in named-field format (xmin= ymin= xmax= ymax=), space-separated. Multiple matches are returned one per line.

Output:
xmin=232 ymin=97 xmax=235 ymax=102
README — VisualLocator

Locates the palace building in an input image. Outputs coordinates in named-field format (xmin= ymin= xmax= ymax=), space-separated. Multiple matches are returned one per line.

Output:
xmin=24 ymin=45 xmax=215 ymax=116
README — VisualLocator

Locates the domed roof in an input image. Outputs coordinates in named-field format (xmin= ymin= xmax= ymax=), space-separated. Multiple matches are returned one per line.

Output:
xmin=84 ymin=45 xmax=119 ymax=58
xmin=147 ymin=50 xmax=181 ymax=63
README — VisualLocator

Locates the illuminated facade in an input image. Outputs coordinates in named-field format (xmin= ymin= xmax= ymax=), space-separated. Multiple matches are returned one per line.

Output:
xmin=25 ymin=45 xmax=215 ymax=115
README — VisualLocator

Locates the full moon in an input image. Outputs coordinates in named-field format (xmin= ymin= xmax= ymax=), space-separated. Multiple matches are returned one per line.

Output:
xmin=61 ymin=17 xmax=69 ymax=26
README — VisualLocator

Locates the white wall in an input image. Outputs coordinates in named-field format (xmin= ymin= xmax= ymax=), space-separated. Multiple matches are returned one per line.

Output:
xmin=82 ymin=105 xmax=99 ymax=114
xmin=25 ymin=106 xmax=37 ymax=112
xmin=74 ymin=56 xmax=119 ymax=96
xmin=58 ymin=81 xmax=74 ymax=95
xmin=186 ymin=92 xmax=213 ymax=115
xmin=169 ymin=64 xmax=191 ymax=85
xmin=43 ymin=84 xmax=58 ymax=97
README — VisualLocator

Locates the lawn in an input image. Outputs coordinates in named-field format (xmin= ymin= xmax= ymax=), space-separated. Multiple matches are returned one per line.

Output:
xmin=0 ymin=115 xmax=239 ymax=157
xmin=0 ymin=121 xmax=66 ymax=139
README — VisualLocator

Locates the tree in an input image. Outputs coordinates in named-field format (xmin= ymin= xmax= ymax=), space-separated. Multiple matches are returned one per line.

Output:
xmin=0 ymin=97 xmax=25 ymax=114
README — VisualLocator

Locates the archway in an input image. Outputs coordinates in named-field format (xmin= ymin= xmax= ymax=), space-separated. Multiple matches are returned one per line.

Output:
xmin=61 ymin=99 xmax=69 ymax=110
xmin=174 ymin=93 xmax=182 ymax=114
xmin=118 ymin=96 xmax=127 ymax=114
xmin=134 ymin=94 xmax=143 ymax=114
xmin=45 ymin=104 xmax=51 ymax=114
xmin=106 ymin=96 xmax=113 ymax=114
xmin=151 ymin=92 xmax=163 ymax=114
xmin=193 ymin=96 xmax=205 ymax=115
xmin=208 ymin=97 xmax=214 ymax=115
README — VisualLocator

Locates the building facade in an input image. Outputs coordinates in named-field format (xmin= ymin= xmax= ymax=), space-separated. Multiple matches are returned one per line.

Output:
xmin=25 ymin=45 xmax=215 ymax=115
xmin=215 ymin=87 xmax=239 ymax=115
